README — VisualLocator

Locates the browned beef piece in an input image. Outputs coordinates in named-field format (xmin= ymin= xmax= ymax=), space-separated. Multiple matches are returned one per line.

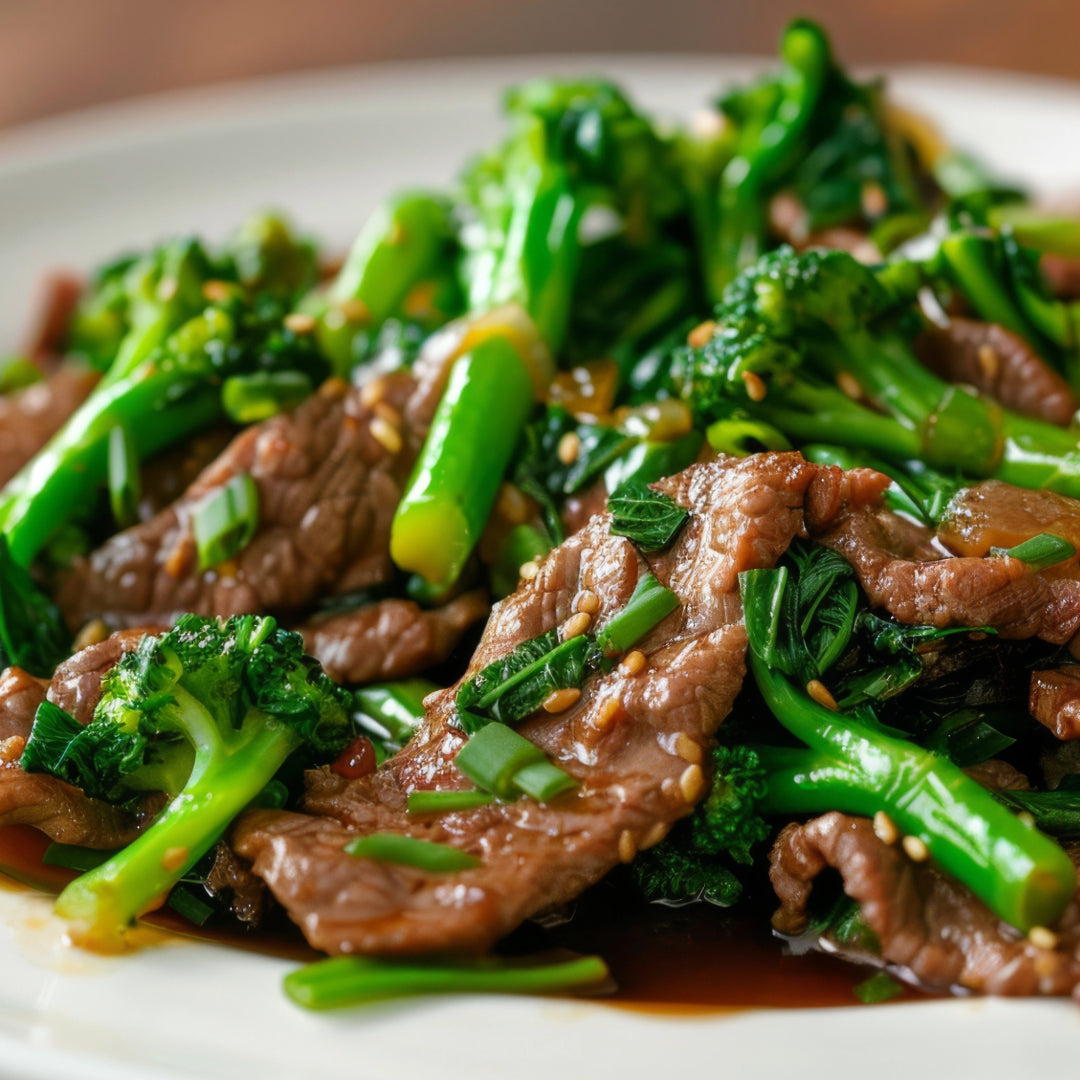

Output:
xmin=767 ymin=192 xmax=881 ymax=263
xmin=1030 ymin=666 xmax=1080 ymax=740
xmin=24 ymin=272 xmax=82 ymax=361
xmin=770 ymin=812 xmax=1080 ymax=998
xmin=1042 ymin=254 xmax=1080 ymax=301
xmin=55 ymin=370 xmax=432 ymax=629
xmin=232 ymin=453 xmax=846 ymax=956
xmin=916 ymin=319 xmax=1078 ymax=426
xmin=964 ymin=758 xmax=1032 ymax=792
xmin=137 ymin=426 xmax=235 ymax=520
xmin=205 ymin=841 xmax=267 ymax=926
xmin=300 ymin=592 xmax=489 ymax=685
xmin=47 ymin=628 xmax=153 ymax=722
xmin=809 ymin=499 xmax=1080 ymax=644
xmin=0 ymin=668 xmax=47 ymax=741
xmin=0 ymin=368 xmax=99 ymax=487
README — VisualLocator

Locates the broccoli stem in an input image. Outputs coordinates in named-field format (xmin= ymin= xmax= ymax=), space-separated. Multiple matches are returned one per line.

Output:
xmin=54 ymin=689 xmax=301 ymax=946
xmin=746 ymin=649 xmax=1076 ymax=932
xmin=390 ymin=334 xmax=538 ymax=589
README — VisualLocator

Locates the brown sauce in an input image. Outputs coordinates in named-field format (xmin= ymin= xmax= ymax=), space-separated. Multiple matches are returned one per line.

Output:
xmin=0 ymin=824 xmax=929 ymax=1010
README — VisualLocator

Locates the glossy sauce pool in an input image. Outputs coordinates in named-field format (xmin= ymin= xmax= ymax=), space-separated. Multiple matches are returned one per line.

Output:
xmin=0 ymin=823 xmax=930 ymax=1010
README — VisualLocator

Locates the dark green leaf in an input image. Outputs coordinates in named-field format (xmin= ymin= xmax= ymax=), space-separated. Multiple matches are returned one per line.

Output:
xmin=0 ymin=535 xmax=72 ymax=677
xmin=608 ymin=481 xmax=689 ymax=551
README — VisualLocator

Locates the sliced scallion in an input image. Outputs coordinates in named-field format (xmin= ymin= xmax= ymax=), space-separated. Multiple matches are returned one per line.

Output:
xmin=594 ymin=571 xmax=679 ymax=656
xmin=221 ymin=370 xmax=313 ymax=424
xmin=406 ymin=789 xmax=494 ymax=815
xmin=455 ymin=722 xmax=577 ymax=802
xmin=192 ymin=472 xmax=260 ymax=570
xmin=107 ymin=424 xmax=140 ymax=528
xmin=344 ymin=833 xmax=481 ymax=872
xmin=512 ymin=759 xmax=579 ymax=802
xmin=990 ymin=532 xmax=1076 ymax=572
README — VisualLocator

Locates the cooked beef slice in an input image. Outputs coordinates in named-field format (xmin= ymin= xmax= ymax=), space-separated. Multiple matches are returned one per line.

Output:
xmin=47 ymin=628 xmax=153 ymax=721
xmin=0 ymin=368 xmax=99 ymax=487
xmin=0 ymin=668 xmax=47 ymax=742
xmin=205 ymin=840 xmax=267 ymax=926
xmin=300 ymin=592 xmax=490 ymax=685
xmin=1042 ymin=254 xmax=1080 ymax=301
xmin=24 ymin=272 xmax=82 ymax=361
xmin=231 ymin=453 xmax=863 ymax=956
xmin=809 ymin=498 xmax=1080 ymax=644
xmin=137 ymin=426 xmax=235 ymax=520
xmin=916 ymin=319 xmax=1078 ymax=426
xmin=770 ymin=812 xmax=1080 ymax=998
xmin=56 ymin=367 xmax=437 ymax=629
xmin=767 ymin=192 xmax=881 ymax=263
xmin=1030 ymin=666 xmax=1080 ymax=741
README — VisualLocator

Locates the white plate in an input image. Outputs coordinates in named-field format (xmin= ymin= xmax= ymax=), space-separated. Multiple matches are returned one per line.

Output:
xmin=2 ymin=55 xmax=1080 ymax=1080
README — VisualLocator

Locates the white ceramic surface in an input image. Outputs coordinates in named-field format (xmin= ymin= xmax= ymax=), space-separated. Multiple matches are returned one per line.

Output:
xmin=2 ymin=55 xmax=1080 ymax=1080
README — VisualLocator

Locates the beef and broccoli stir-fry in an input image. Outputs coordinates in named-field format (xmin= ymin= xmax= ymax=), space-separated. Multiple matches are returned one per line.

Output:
xmin=5 ymin=18 xmax=1080 ymax=1009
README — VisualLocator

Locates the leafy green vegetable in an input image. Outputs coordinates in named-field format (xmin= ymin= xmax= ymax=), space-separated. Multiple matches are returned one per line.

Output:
xmin=608 ymin=482 xmax=689 ymax=551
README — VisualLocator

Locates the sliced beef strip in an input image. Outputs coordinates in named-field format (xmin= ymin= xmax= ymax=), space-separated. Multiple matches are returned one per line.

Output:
xmin=205 ymin=841 xmax=267 ymax=927
xmin=0 ymin=668 xmax=47 ymax=742
xmin=915 ymin=319 xmax=1078 ymax=426
xmin=0 ymin=368 xmax=99 ymax=488
xmin=808 ymin=498 xmax=1080 ymax=644
xmin=767 ymin=192 xmax=882 ymax=263
xmin=1030 ymin=666 xmax=1080 ymax=741
xmin=231 ymin=453 xmax=856 ymax=956
xmin=56 ymin=358 xmax=446 ymax=629
xmin=24 ymin=272 xmax=82 ymax=362
xmin=770 ymin=812 xmax=1080 ymax=998
xmin=299 ymin=591 xmax=489 ymax=685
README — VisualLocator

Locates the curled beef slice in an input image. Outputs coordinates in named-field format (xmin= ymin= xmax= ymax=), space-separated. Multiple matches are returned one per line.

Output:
xmin=0 ymin=668 xmax=47 ymax=742
xmin=300 ymin=591 xmax=489 ymax=685
xmin=916 ymin=319 xmax=1078 ymax=426
xmin=810 ymin=499 xmax=1080 ymax=644
xmin=231 ymin=453 xmax=829 ymax=956
xmin=0 ymin=368 xmax=99 ymax=487
xmin=1030 ymin=666 xmax=1080 ymax=741
xmin=770 ymin=812 xmax=1080 ymax=998
xmin=56 ymin=368 xmax=436 ymax=629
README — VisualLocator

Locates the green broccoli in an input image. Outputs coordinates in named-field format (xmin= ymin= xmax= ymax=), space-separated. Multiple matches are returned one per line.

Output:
xmin=20 ymin=614 xmax=352 ymax=946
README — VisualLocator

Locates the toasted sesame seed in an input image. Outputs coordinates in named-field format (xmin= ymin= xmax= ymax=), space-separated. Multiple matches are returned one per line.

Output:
xmin=575 ymin=590 xmax=600 ymax=615
xmin=640 ymin=822 xmax=668 ymax=851
xmin=674 ymin=733 xmax=703 ymax=765
xmin=359 ymin=377 xmax=389 ymax=408
xmin=1034 ymin=952 xmax=1061 ymax=980
xmin=318 ymin=376 xmax=350 ymax=399
xmin=337 ymin=297 xmax=372 ymax=325
xmin=542 ymin=687 xmax=582 ymax=714
xmin=162 ymin=846 xmax=189 ymax=873
xmin=1018 ymin=810 xmax=1036 ymax=828
xmin=373 ymin=401 xmax=402 ymax=428
xmin=1029 ymin=925 xmax=1059 ymax=951
xmin=861 ymin=180 xmax=887 ymax=218
xmin=806 ymin=679 xmax=839 ymax=711
xmin=593 ymin=696 xmax=621 ymax=731
xmin=687 ymin=319 xmax=717 ymax=348
xmin=496 ymin=483 xmax=529 ymax=526
xmin=902 ymin=835 xmax=930 ymax=862
xmin=977 ymin=344 xmax=1000 ymax=380
xmin=873 ymin=811 xmax=899 ymax=846
xmin=519 ymin=560 xmax=540 ymax=581
xmin=836 ymin=371 xmax=863 ymax=401
xmin=202 ymin=280 xmax=231 ymax=303
xmin=284 ymin=312 xmax=317 ymax=335
xmin=679 ymin=763 xmax=706 ymax=803
xmin=370 ymin=416 xmax=403 ymax=455
xmin=73 ymin=619 xmax=109 ymax=652
xmin=618 ymin=830 xmax=637 ymax=863
xmin=619 ymin=650 xmax=647 ymax=677
xmin=557 ymin=432 xmax=581 ymax=465
xmin=741 ymin=370 xmax=767 ymax=402
xmin=217 ymin=558 xmax=239 ymax=579
xmin=563 ymin=612 xmax=591 ymax=640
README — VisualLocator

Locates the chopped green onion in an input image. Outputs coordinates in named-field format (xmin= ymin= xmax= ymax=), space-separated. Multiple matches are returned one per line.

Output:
xmin=43 ymin=842 xmax=114 ymax=873
xmin=353 ymin=680 xmax=432 ymax=746
xmin=107 ymin=424 xmax=141 ymax=528
xmin=344 ymin=833 xmax=481 ymax=872
xmin=192 ymin=472 xmax=260 ymax=570
xmin=407 ymin=789 xmax=494 ymax=815
xmin=455 ymin=722 xmax=577 ymax=802
xmin=990 ymin=532 xmax=1076 ymax=572
xmin=608 ymin=482 xmax=689 ymax=551
xmin=284 ymin=953 xmax=611 ymax=1011
xmin=222 ymin=371 xmax=313 ymax=424
xmin=853 ymin=971 xmax=903 ymax=1005
xmin=594 ymin=572 xmax=679 ymax=656
xmin=166 ymin=885 xmax=216 ymax=926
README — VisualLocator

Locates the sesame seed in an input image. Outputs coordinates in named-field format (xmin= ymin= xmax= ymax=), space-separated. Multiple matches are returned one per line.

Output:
xmin=977 ymin=344 xmax=1000 ymax=380
xmin=902 ymin=835 xmax=930 ymax=862
xmin=73 ymin=619 xmax=109 ymax=652
xmin=562 ymin=612 xmax=591 ymax=640
xmin=679 ymin=763 xmax=706 ymax=803
xmin=370 ymin=417 xmax=403 ymax=455
xmin=593 ymin=697 xmax=621 ymax=731
xmin=338 ymin=298 xmax=372 ymax=325
xmin=359 ymin=378 xmax=389 ymax=408
xmin=161 ymin=846 xmax=189 ymax=873
xmin=318 ymin=376 xmax=350 ymax=399
xmin=619 ymin=650 xmax=647 ymax=677
xmin=618 ymin=829 xmax=637 ymax=863
xmin=741 ymin=370 xmax=768 ymax=402
xmin=284 ymin=312 xmax=317 ymax=335
xmin=575 ymin=590 xmax=600 ymax=615
xmin=202 ymin=280 xmax=231 ymax=303
xmin=674 ymin=733 xmax=703 ymax=765
xmin=1034 ymin=952 xmax=1061 ymax=981
xmin=806 ymin=679 xmax=839 ymax=711
xmin=542 ymin=687 xmax=582 ymax=714
xmin=873 ymin=811 xmax=899 ymax=846
xmin=1028 ymin=925 xmax=1059 ymax=951
xmin=1018 ymin=810 xmax=1036 ymax=828
xmin=687 ymin=319 xmax=717 ymax=348
xmin=496 ymin=483 xmax=529 ymax=526
xmin=519 ymin=560 xmax=540 ymax=581
xmin=640 ymin=822 xmax=668 ymax=851
xmin=836 ymin=371 xmax=863 ymax=401
xmin=557 ymin=432 xmax=581 ymax=466
xmin=661 ymin=777 xmax=680 ymax=800
xmin=861 ymin=180 xmax=887 ymax=218
xmin=373 ymin=401 xmax=402 ymax=428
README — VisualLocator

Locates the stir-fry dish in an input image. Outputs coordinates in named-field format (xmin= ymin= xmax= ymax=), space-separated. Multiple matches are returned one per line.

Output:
xmin=6 ymin=18 xmax=1080 ymax=1010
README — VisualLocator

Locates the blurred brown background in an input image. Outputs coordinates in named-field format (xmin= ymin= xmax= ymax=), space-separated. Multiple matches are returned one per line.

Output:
xmin=2 ymin=0 xmax=1078 ymax=131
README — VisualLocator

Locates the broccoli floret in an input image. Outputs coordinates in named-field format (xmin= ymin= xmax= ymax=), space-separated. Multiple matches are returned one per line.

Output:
xmin=20 ymin=614 xmax=352 ymax=946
